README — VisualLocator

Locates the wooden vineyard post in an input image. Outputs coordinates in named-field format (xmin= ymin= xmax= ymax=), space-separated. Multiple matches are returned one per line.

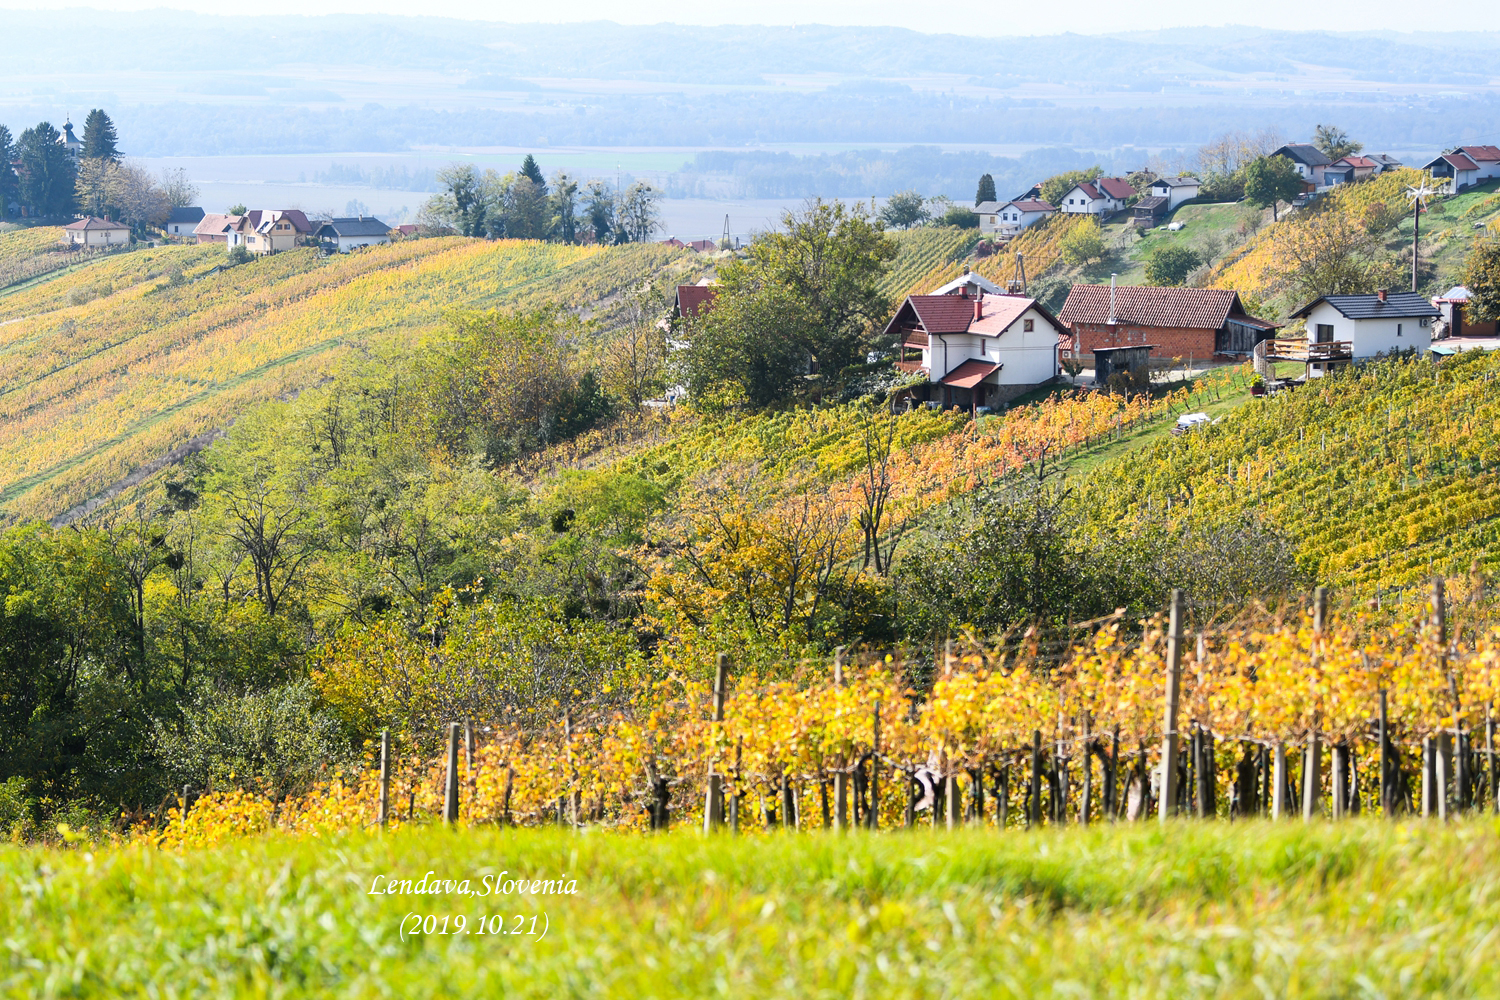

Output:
xmin=868 ymin=701 xmax=880 ymax=830
xmin=1108 ymin=726 xmax=1121 ymax=820
xmin=1159 ymin=589 xmax=1185 ymax=822
xmin=465 ymin=720 xmax=476 ymax=804
xmin=1332 ymin=743 xmax=1347 ymax=820
xmin=443 ymin=722 xmax=461 ymax=824
xmin=378 ymin=728 xmax=391 ymax=829
xmin=502 ymin=765 xmax=514 ymax=827
xmin=1488 ymin=709 xmax=1497 ymax=813
xmin=730 ymin=737 xmax=743 ymax=835
xmin=1080 ymin=711 xmax=1092 ymax=826
xmin=1030 ymin=730 xmax=1043 ymax=828
xmin=945 ymin=771 xmax=963 ymax=830
xmin=781 ymin=771 xmax=798 ymax=832
xmin=1379 ymin=690 xmax=1392 ymax=818
xmin=1422 ymin=738 xmax=1436 ymax=819
xmin=1302 ymin=736 xmax=1321 ymax=822
xmin=704 ymin=654 xmax=730 ymax=834
xmin=1272 ymin=742 xmax=1288 ymax=820
xmin=833 ymin=647 xmax=850 ymax=832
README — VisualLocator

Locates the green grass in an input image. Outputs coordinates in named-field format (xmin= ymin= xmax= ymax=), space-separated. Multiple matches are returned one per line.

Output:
xmin=1103 ymin=201 xmax=1265 ymax=286
xmin=4 ymin=820 xmax=1498 ymax=997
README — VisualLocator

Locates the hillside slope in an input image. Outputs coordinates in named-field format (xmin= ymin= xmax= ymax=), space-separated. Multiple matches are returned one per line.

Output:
xmin=0 ymin=236 xmax=695 ymax=523
xmin=1081 ymin=349 xmax=1500 ymax=596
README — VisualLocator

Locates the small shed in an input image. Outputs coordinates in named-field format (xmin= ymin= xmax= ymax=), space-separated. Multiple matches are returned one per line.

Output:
xmin=1093 ymin=344 xmax=1155 ymax=385
xmin=1133 ymin=196 xmax=1168 ymax=228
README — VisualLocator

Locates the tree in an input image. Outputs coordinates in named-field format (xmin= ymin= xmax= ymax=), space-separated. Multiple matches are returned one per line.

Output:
xmin=106 ymin=162 xmax=171 ymax=232
xmin=1461 ymin=242 xmax=1500 ymax=323
xmin=938 ymin=204 xmax=979 ymax=228
xmin=17 ymin=122 xmax=76 ymax=217
xmin=519 ymin=154 xmax=547 ymax=195
xmin=1243 ymin=154 xmax=1304 ymax=221
xmin=228 ymin=203 xmax=247 ymax=216
xmin=1144 ymin=244 xmax=1201 ymax=286
xmin=75 ymin=156 xmax=114 ymax=218
xmin=584 ymin=180 xmax=615 ymax=244
xmin=1040 ymin=166 xmax=1102 ymax=207
xmin=0 ymin=126 xmax=17 ymax=219
xmin=1268 ymin=208 xmax=1400 ymax=301
xmin=549 ymin=170 xmax=579 ymax=243
xmin=423 ymin=164 xmax=490 ymax=237
xmin=601 ymin=283 xmax=669 ymax=408
xmin=81 ymin=109 xmax=120 ymax=161
xmin=159 ymin=167 xmax=199 ymax=208
xmin=1059 ymin=218 xmax=1106 ymax=267
xmin=616 ymin=182 xmax=662 ymax=243
xmin=975 ymin=173 xmax=997 ymax=205
xmin=879 ymin=189 xmax=928 ymax=230
xmin=505 ymin=176 xmax=548 ymax=239
xmin=1313 ymin=124 xmax=1362 ymax=161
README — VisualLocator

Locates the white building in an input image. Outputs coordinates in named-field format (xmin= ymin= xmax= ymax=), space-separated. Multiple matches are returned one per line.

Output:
xmin=1271 ymin=144 xmax=1333 ymax=189
xmin=885 ymin=291 xmax=1064 ymax=410
xmin=1289 ymin=290 xmax=1438 ymax=377
xmin=165 ymin=206 xmax=205 ymax=238
xmin=1148 ymin=176 xmax=1201 ymax=211
xmin=1057 ymin=177 xmax=1136 ymax=216
xmin=973 ymin=199 xmax=1056 ymax=236
xmin=61 ymin=217 xmax=130 ymax=247
xmin=316 ymin=217 xmax=392 ymax=253
xmin=1422 ymin=145 xmax=1500 ymax=192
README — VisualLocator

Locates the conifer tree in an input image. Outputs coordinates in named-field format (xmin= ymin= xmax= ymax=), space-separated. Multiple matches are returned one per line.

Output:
xmin=975 ymin=173 xmax=997 ymax=205
xmin=82 ymin=109 xmax=121 ymax=161
xmin=0 ymin=125 xmax=16 ymax=219
xmin=519 ymin=154 xmax=547 ymax=195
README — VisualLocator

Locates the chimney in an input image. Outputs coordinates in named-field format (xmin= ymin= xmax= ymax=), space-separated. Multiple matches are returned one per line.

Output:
xmin=1108 ymin=273 xmax=1118 ymax=326
xmin=974 ymin=297 xmax=984 ymax=321
xmin=1377 ymin=288 xmax=1388 ymax=303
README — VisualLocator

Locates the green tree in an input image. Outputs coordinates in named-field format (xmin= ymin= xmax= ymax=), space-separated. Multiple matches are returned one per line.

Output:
xmin=549 ymin=170 xmax=579 ymax=243
xmin=879 ymin=189 xmax=928 ymax=230
xmin=81 ymin=109 xmax=120 ymax=161
xmin=228 ymin=203 xmax=247 ymax=216
xmin=17 ymin=122 xmax=76 ymax=217
xmin=423 ymin=164 xmax=490 ymax=237
xmin=1313 ymin=124 xmax=1362 ymax=161
xmin=1144 ymin=244 xmax=1201 ymax=286
xmin=1059 ymin=219 xmax=1106 ymax=266
xmin=519 ymin=153 xmax=547 ymax=195
xmin=680 ymin=199 xmax=897 ymax=404
xmin=505 ymin=175 xmax=549 ymax=239
xmin=975 ymin=173 xmax=997 ymax=205
xmin=616 ymin=182 xmax=662 ymax=243
xmin=1040 ymin=166 xmax=1102 ymax=207
xmin=1243 ymin=155 xmax=1303 ymax=221
xmin=938 ymin=204 xmax=979 ymax=228
xmin=584 ymin=180 xmax=614 ymax=244
xmin=1461 ymin=242 xmax=1500 ymax=323
xmin=0 ymin=126 xmax=17 ymax=219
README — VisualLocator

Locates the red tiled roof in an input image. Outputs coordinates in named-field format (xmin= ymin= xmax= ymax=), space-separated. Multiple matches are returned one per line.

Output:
xmin=687 ymin=239 xmax=718 ymax=252
xmin=63 ymin=216 xmax=128 ymax=231
xmin=194 ymin=213 xmax=239 ymax=237
xmin=1097 ymin=177 xmax=1136 ymax=200
xmin=1459 ymin=145 xmax=1500 ymax=163
xmin=1334 ymin=155 xmax=1376 ymax=168
xmin=1058 ymin=284 xmax=1249 ymax=331
xmin=907 ymin=294 xmax=981 ymax=334
xmin=1075 ymin=181 xmax=1102 ymax=201
xmin=969 ymin=294 xmax=1041 ymax=335
xmin=660 ymin=238 xmax=687 ymax=248
xmin=939 ymin=359 xmax=1000 ymax=388
xmin=1444 ymin=152 xmax=1481 ymax=172
xmin=675 ymin=285 xmax=718 ymax=319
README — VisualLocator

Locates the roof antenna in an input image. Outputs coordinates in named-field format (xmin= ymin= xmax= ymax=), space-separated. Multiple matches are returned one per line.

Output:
xmin=1109 ymin=273 xmax=1118 ymax=325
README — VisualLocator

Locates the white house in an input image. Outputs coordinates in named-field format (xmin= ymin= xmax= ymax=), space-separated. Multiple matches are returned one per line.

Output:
xmin=1271 ymin=144 xmax=1333 ymax=189
xmin=974 ymin=199 xmax=1056 ymax=236
xmin=164 ymin=206 xmax=205 ymax=238
xmin=1057 ymin=177 xmax=1136 ymax=216
xmin=1423 ymin=151 xmax=1482 ymax=193
xmin=884 ymin=291 xmax=1064 ymax=411
xmin=316 ymin=217 xmax=392 ymax=252
xmin=61 ymin=217 xmax=130 ymax=247
xmin=1148 ymin=176 xmax=1201 ymax=211
xmin=1289 ymin=290 xmax=1438 ymax=377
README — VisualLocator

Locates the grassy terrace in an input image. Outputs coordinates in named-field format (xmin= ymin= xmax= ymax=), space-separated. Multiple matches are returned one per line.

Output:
xmin=3 ymin=821 xmax=1496 ymax=998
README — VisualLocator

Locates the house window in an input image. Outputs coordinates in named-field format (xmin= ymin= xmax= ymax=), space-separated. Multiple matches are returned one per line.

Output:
xmin=1397 ymin=323 xmax=1402 ymax=337
xmin=1023 ymin=319 xmax=1034 ymax=331
xmin=1315 ymin=324 xmax=1334 ymax=344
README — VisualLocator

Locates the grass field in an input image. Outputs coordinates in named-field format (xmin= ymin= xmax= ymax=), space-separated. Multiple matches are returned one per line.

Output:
xmin=3 ymin=820 xmax=1497 ymax=998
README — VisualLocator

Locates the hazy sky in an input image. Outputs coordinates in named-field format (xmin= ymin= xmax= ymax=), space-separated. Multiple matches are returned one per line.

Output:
xmin=5 ymin=0 xmax=1500 ymax=35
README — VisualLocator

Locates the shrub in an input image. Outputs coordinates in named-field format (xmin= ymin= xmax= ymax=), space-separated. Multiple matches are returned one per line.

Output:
xmin=1145 ymin=244 xmax=1201 ymax=286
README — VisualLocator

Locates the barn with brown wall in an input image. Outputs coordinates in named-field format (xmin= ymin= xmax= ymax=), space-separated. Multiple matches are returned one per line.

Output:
xmin=1058 ymin=284 xmax=1276 ymax=360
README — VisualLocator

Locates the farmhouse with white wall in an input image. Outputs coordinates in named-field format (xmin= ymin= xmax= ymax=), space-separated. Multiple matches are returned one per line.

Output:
xmin=886 ymin=291 xmax=1064 ymax=411
xmin=973 ymin=199 xmax=1056 ymax=236
xmin=1058 ymin=177 xmax=1136 ymax=216
xmin=1148 ymin=176 xmax=1200 ymax=211
xmin=1290 ymin=290 xmax=1438 ymax=377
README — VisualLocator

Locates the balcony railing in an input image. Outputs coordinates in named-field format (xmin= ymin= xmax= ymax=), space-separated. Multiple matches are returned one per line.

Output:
xmin=1264 ymin=338 xmax=1353 ymax=362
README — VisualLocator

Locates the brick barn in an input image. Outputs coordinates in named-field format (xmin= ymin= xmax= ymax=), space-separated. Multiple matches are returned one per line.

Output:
xmin=1057 ymin=284 xmax=1277 ymax=361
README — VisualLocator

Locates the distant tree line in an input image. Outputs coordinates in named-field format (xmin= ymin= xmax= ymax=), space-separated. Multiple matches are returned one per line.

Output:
xmin=0 ymin=109 xmax=198 ymax=230
xmin=419 ymin=153 xmax=662 ymax=244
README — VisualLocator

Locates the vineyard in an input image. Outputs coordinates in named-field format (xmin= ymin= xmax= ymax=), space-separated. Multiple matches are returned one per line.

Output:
xmin=1082 ymin=349 xmax=1500 ymax=593
xmin=874 ymin=226 xmax=982 ymax=301
xmin=154 ymin=581 xmax=1500 ymax=847
xmin=0 ymin=237 xmax=696 ymax=522
xmin=0 ymin=226 xmax=119 ymax=293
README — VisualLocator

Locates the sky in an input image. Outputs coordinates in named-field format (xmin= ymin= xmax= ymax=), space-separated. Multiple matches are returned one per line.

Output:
xmin=4 ymin=0 xmax=1500 ymax=35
